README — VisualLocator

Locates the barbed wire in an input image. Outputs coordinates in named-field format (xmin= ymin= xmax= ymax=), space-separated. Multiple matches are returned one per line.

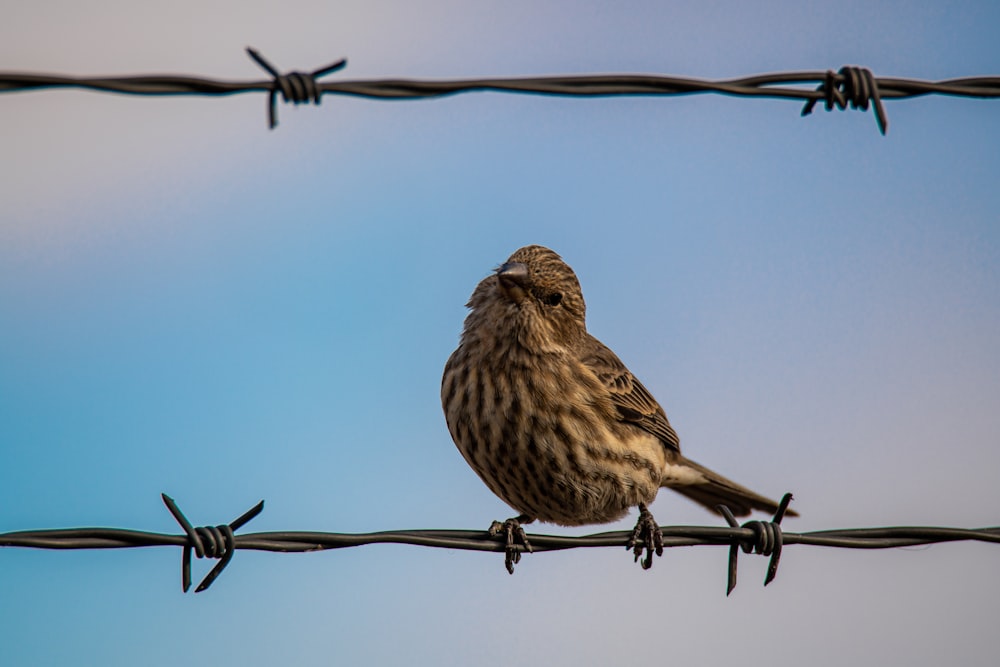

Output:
xmin=2 ymin=493 xmax=998 ymax=595
xmin=2 ymin=48 xmax=1000 ymax=133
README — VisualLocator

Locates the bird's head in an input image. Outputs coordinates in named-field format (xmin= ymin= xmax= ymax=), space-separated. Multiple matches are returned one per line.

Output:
xmin=465 ymin=245 xmax=587 ymax=348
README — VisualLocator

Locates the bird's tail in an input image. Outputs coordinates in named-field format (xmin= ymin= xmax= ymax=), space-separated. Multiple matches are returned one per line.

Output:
xmin=662 ymin=456 xmax=797 ymax=518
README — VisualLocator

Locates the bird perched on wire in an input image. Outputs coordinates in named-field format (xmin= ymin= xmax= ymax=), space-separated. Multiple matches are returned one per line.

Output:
xmin=442 ymin=245 xmax=795 ymax=572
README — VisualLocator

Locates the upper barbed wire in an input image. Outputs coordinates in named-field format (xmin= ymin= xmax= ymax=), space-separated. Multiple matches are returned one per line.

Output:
xmin=2 ymin=48 xmax=999 ymax=131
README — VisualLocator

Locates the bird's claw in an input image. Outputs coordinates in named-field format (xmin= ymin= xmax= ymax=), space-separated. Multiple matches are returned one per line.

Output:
xmin=489 ymin=516 xmax=533 ymax=574
xmin=626 ymin=504 xmax=663 ymax=570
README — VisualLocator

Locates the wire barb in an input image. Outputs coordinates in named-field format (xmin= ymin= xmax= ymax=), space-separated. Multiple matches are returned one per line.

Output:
xmin=245 ymin=47 xmax=347 ymax=129
xmin=801 ymin=66 xmax=889 ymax=135
xmin=719 ymin=492 xmax=793 ymax=595
xmin=161 ymin=493 xmax=265 ymax=592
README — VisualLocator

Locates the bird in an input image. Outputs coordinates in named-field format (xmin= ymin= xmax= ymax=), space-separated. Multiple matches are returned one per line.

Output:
xmin=441 ymin=245 xmax=794 ymax=572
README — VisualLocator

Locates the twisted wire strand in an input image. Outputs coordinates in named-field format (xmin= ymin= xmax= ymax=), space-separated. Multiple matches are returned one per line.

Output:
xmin=3 ymin=493 xmax=998 ymax=594
xmin=1 ymin=48 xmax=998 ymax=131
xmin=7 ymin=524 xmax=998 ymax=552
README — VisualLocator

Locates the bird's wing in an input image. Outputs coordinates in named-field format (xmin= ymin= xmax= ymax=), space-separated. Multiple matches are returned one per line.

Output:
xmin=580 ymin=334 xmax=681 ymax=453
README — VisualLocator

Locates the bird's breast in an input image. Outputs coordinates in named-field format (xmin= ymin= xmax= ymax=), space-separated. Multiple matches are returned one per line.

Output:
xmin=443 ymin=342 xmax=665 ymax=526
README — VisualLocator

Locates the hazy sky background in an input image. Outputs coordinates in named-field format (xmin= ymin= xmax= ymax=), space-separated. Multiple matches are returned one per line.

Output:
xmin=2 ymin=2 xmax=998 ymax=665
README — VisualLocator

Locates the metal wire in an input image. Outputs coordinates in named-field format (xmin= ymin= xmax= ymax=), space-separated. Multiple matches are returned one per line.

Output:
xmin=2 ymin=493 xmax=998 ymax=595
xmin=2 ymin=48 xmax=999 ymax=132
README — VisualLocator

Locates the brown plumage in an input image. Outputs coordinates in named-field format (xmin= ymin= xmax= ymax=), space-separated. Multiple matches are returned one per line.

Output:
xmin=441 ymin=245 xmax=794 ymax=570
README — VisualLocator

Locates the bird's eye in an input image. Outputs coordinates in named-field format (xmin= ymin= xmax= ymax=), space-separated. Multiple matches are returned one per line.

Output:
xmin=544 ymin=292 xmax=563 ymax=307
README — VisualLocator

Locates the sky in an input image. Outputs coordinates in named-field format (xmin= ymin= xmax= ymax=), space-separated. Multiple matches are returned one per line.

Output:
xmin=2 ymin=1 xmax=999 ymax=665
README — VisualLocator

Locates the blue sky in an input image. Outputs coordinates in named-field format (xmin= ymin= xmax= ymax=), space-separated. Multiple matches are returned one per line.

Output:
xmin=2 ymin=2 xmax=999 ymax=665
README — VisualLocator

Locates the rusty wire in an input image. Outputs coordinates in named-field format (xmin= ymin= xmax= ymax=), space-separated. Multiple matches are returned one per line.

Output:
xmin=2 ymin=48 xmax=999 ymax=132
xmin=2 ymin=493 xmax=998 ymax=595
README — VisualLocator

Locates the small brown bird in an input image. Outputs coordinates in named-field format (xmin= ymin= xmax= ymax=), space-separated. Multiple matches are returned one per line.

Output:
xmin=442 ymin=245 xmax=793 ymax=572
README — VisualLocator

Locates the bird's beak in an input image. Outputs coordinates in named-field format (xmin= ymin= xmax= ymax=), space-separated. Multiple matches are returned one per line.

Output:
xmin=497 ymin=261 xmax=529 ymax=302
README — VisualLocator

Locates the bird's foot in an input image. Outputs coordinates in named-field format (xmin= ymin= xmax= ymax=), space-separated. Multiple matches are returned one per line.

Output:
xmin=488 ymin=514 xmax=534 ymax=574
xmin=626 ymin=503 xmax=663 ymax=570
